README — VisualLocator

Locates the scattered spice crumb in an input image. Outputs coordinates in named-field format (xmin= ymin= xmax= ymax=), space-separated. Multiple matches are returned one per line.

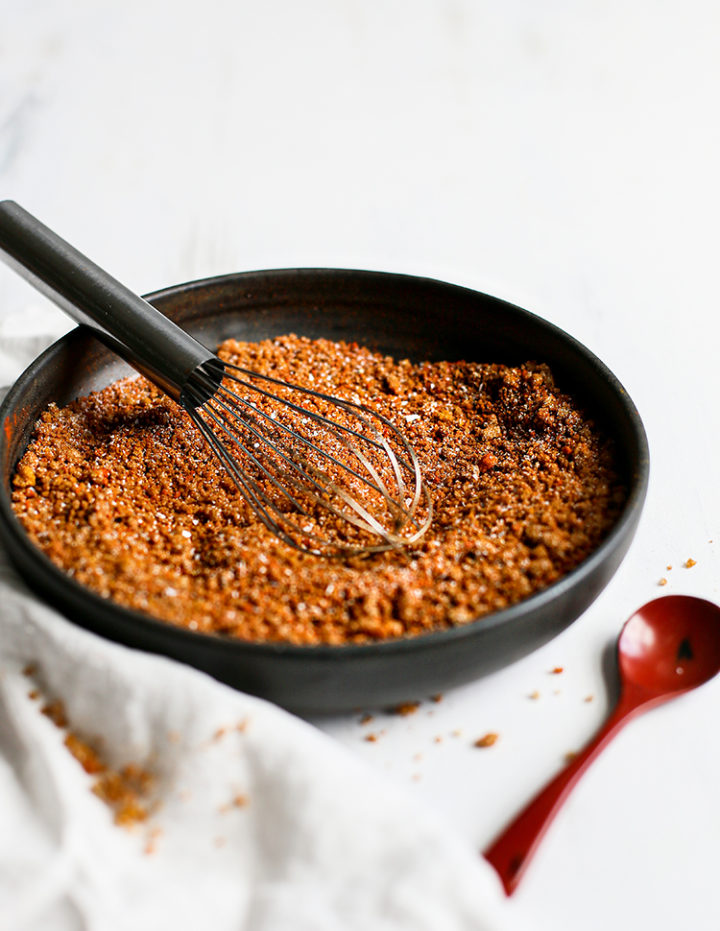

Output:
xmin=36 ymin=693 xmax=154 ymax=828
xmin=236 ymin=719 xmax=249 ymax=733
xmin=685 ymin=558 xmax=697 ymax=568
xmin=359 ymin=713 xmax=374 ymax=725
xmin=676 ymin=637 xmax=694 ymax=661
xmin=659 ymin=578 xmax=668 ymax=586
xmin=28 ymin=689 xmax=39 ymax=700
xmin=528 ymin=690 xmax=540 ymax=700
xmin=666 ymin=565 xmax=673 ymax=571
xmin=474 ymin=732 xmax=499 ymax=748
xmin=564 ymin=751 xmax=578 ymax=763
xmin=41 ymin=700 xmax=68 ymax=728
xmin=431 ymin=694 xmax=444 ymax=704
xmin=433 ymin=735 xmax=443 ymax=744
xmin=212 ymin=726 xmax=228 ymax=741
xmin=365 ymin=733 xmax=379 ymax=743
xmin=451 ymin=729 xmax=463 ymax=738
xmin=144 ymin=827 xmax=163 ymax=856
xmin=64 ymin=733 xmax=105 ymax=774
xmin=22 ymin=663 xmax=37 ymax=677
xmin=92 ymin=764 xmax=154 ymax=827
xmin=584 ymin=694 xmax=594 ymax=703
xmin=550 ymin=666 xmax=564 ymax=675
xmin=219 ymin=793 xmax=248 ymax=813
xmin=393 ymin=701 xmax=421 ymax=716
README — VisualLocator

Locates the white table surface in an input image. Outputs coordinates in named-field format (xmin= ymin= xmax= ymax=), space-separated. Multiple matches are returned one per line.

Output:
xmin=1 ymin=2 xmax=718 ymax=929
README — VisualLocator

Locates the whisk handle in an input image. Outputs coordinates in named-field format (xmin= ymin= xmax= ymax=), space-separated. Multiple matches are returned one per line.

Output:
xmin=0 ymin=200 xmax=220 ymax=405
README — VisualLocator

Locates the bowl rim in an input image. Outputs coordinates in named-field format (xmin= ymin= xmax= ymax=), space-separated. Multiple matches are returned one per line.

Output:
xmin=0 ymin=267 xmax=650 ymax=659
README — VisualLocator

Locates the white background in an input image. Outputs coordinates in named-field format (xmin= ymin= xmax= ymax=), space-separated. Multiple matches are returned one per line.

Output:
xmin=1 ymin=2 xmax=719 ymax=928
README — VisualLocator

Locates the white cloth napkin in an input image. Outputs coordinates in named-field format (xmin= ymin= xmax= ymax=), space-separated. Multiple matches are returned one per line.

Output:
xmin=0 ymin=311 xmax=523 ymax=931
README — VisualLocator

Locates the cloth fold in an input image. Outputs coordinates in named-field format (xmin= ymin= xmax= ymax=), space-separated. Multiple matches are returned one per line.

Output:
xmin=0 ymin=312 xmax=521 ymax=931
xmin=0 ymin=551 xmax=514 ymax=931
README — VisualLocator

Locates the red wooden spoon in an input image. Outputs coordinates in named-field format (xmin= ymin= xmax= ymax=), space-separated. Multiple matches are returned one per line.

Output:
xmin=484 ymin=595 xmax=720 ymax=895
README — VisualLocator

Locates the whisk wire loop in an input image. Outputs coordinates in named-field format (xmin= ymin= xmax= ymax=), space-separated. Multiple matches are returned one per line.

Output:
xmin=203 ymin=396 xmax=399 ymax=541
xmin=209 ymin=378 xmax=397 ymax=507
xmin=188 ymin=407 xmax=305 ymax=552
xmin=221 ymin=363 xmax=414 ymax=507
xmin=184 ymin=360 xmax=432 ymax=557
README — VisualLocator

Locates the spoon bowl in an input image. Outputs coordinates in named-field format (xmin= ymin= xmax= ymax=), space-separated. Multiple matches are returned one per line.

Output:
xmin=619 ymin=595 xmax=720 ymax=695
xmin=485 ymin=595 xmax=720 ymax=895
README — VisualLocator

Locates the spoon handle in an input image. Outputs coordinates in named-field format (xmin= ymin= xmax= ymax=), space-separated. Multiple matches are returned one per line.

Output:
xmin=484 ymin=686 xmax=651 ymax=895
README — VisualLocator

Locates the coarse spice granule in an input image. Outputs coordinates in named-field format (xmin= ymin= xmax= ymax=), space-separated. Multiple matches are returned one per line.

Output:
xmin=11 ymin=335 xmax=626 ymax=645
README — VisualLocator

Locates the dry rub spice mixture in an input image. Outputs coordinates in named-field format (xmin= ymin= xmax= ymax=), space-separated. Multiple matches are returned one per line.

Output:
xmin=11 ymin=336 xmax=625 ymax=645
xmin=24 ymin=678 xmax=155 ymax=827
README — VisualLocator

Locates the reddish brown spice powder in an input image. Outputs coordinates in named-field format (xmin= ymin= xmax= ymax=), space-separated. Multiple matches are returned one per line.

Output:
xmin=392 ymin=701 xmax=421 ymax=716
xmin=474 ymin=732 xmax=499 ymax=748
xmin=11 ymin=335 xmax=625 ymax=646
xmin=37 ymin=695 xmax=154 ymax=826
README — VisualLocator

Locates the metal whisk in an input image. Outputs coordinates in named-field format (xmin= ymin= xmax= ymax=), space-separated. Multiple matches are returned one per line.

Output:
xmin=0 ymin=201 xmax=432 ymax=556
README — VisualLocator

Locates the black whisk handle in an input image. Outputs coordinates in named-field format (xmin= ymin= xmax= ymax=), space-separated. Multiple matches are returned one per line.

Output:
xmin=0 ymin=200 xmax=218 ymax=403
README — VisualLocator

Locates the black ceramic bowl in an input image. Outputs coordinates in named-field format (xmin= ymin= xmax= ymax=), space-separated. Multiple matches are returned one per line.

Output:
xmin=0 ymin=270 xmax=648 ymax=714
